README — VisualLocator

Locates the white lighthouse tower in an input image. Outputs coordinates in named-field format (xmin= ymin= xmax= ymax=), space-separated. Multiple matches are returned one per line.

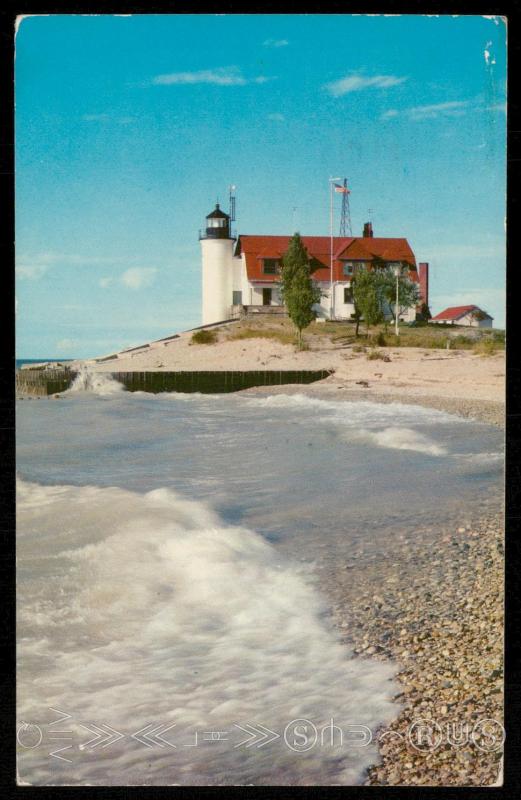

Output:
xmin=200 ymin=203 xmax=234 ymax=325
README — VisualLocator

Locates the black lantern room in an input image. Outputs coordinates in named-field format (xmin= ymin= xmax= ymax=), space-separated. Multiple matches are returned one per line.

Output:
xmin=202 ymin=203 xmax=231 ymax=239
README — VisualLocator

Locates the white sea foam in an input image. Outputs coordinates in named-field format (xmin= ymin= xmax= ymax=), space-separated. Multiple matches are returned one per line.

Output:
xmin=361 ymin=427 xmax=448 ymax=456
xmin=17 ymin=478 xmax=399 ymax=786
xmin=243 ymin=392 xmax=457 ymax=425
xmin=69 ymin=366 xmax=125 ymax=396
xmin=242 ymin=393 xmax=454 ymax=456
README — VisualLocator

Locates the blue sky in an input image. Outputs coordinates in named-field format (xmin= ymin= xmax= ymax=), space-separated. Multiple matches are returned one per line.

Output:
xmin=15 ymin=14 xmax=507 ymax=358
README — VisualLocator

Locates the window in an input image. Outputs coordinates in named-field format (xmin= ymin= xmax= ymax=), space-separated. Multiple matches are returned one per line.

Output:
xmin=344 ymin=287 xmax=354 ymax=304
xmin=232 ymin=291 xmax=242 ymax=306
xmin=263 ymin=259 xmax=279 ymax=274
xmin=208 ymin=218 xmax=226 ymax=228
xmin=342 ymin=262 xmax=354 ymax=276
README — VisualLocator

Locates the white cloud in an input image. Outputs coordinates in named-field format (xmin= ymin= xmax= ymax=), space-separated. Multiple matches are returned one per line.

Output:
xmin=83 ymin=113 xmax=137 ymax=124
xmin=484 ymin=102 xmax=507 ymax=114
xmin=16 ymin=263 xmax=49 ymax=280
xmin=151 ymin=67 xmax=272 ymax=87
xmin=384 ymin=97 xmax=505 ymax=123
xmin=263 ymin=38 xmax=289 ymax=47
xmin=55 ymin=338 xmax=79 ymax=353
xmin=82 ymin=113 xmax=111 ymax=122
xmin=18 ymin=251 xmax=133 ymax=268
xmin=407 ymin=100 xmax=469 ymax=120
xmin=324 ymin=73 xmax=407 ymax=97
xmin=120 ymin=268 xmax=158 ymax=290
xmin=380 ymin=109 xmax=399 ymax=120
xmin=99 ymin=277 xmax=113 ymax=289
xmin=267 ymin=112 xmax=285 ymax=122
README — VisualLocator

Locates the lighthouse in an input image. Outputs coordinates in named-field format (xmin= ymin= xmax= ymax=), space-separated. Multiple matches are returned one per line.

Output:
xmin=200 ymin=203 xmax=235 ymax=325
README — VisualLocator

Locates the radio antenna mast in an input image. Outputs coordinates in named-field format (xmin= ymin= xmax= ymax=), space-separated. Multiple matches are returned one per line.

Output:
xmin=339 ymin=178 xmax=352 ymax=236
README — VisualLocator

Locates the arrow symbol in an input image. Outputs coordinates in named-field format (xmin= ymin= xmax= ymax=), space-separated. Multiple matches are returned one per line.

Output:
xmin=48 ymin=708 xmax=73 ymax=726
xmin=234 ymin=723 xmax=280 ymax=748
xmin=79 ymin=723 xmax=125 ymax=749
xmin=49 ymin=745 xmax=73 ymax=763
xmin=131 ymin=723 xmax=176 ymax=748
xmin=255 ymin=723 xmax=280 ymax=748
xmin=153 ymin=723 xmax=177 ymax=748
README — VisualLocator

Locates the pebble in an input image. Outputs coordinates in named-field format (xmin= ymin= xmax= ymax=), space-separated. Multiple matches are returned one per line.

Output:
xmin=322 ymin=512 xmax=503 ymax=787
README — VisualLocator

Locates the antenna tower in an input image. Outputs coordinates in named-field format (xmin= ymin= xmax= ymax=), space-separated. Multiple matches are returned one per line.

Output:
xmin=229 ymin=184 xmax=236 ymax=221
xmin=339 ymin=178 xmax=352 ymax=236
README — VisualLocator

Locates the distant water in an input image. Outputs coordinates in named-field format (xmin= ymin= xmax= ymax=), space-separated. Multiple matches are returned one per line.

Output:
xmin=16 ymin=376 xmax=503 ymax=786
xmin=16 ymin=358 xmax=73 ymax=370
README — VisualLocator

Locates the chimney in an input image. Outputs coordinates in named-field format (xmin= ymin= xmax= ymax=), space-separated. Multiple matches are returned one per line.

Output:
xmin=363 ymin=222 xmax=373 ymax=238
xmin=419 ymin=262 xmax=429 ymax=307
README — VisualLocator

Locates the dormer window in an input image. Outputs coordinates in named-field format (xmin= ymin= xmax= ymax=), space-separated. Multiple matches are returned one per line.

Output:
xmin=342 ymin=262 xmax=354 ymax=276
xmin=263 ymin=258 xmax=280 ymax=275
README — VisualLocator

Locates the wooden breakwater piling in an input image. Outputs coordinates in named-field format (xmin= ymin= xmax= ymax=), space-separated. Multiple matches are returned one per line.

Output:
xmin=16 ymin=367 xmax=74 ymax=396
xmin=17 ymin=368 xmax=333 ymax=396
xmin=111 ymin=370 xmax=333 ymax=393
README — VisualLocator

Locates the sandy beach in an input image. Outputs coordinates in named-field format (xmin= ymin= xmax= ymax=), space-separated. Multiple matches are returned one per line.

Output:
xmin=75 ymin=321 xmax=505 ymax=426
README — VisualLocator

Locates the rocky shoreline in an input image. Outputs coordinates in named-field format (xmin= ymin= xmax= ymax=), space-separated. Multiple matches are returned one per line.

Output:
xmin=242 ymin=383 xmax=505 ymax=428
xmin=318 ymin=510 xmax=504 ymax=786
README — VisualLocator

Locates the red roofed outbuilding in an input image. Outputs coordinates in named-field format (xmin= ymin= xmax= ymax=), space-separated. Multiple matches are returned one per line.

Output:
xmin=431 ymin=305 xmax=493 ymax=328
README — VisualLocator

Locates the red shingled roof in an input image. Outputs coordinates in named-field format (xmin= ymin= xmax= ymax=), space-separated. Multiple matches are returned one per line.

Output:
xmin=236 ymin=235 xmax=417 ymax=282
xmin=431 ymin=305 xmax=489 ymax=321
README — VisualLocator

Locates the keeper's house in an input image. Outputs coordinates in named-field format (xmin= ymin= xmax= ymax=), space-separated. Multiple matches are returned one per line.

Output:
xmin=200 ymin=203 xmax=428 ymax=326
xmin=431 ymin=305 xmax=494 ymax=328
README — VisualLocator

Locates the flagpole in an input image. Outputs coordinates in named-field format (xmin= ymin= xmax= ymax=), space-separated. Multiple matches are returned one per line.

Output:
xmin=329 ymin=176 xmax=340 ymax=320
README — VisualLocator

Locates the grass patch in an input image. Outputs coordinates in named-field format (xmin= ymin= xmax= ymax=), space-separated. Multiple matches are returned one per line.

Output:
xmin=229 ymin=327 xmax=296 ymax=346
xmin=473 ymin=339 xmax=503 ymax=356
xmin=366 ymin=348 xmax=385 ymax=360
xmin=223 ymin=317 xmax=505 ymax=354
xmin=191 ymin=328 xmax=218 ymax=345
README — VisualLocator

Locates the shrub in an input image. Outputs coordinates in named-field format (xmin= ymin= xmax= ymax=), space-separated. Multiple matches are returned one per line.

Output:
xmin=191 ymin=328 xmax=218 ymax=344
xmin=352 ymin=344 xmax=367 ymax=353
xmin=367 ymin=348 xmax=385 ymax=360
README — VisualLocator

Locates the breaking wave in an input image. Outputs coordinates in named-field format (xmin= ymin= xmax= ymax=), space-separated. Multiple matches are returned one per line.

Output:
xmin=361 ymin=426 xmax=448 ymax=456
xmin=69 ymin=366 xmax=125 ymax=396
xmin=17 ymin=478 xmax=399 ymax=786
xmin=243 ymin=393 xmax=452 ymax=456
xmin=243 ymin=392 xmax=457 ymax=424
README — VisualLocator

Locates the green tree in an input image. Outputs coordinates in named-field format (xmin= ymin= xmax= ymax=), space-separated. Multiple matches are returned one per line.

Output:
xmin=379 ymin=265 xmax=421 ymax=323
xmin=419 ymin=302 xmax=431 ymax=322
xmin=279 ymin=233 xmax=322 ymax=349
xmin=352 ymin=270 xmax=383 ymax=336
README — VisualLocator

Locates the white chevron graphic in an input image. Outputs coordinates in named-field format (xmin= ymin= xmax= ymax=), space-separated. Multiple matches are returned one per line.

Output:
xmin=79 ymin=723 xmax=125 ymax=749
xmin=48 ymin=708 xmax=73 ymax=726
xmin=49 ymin=745 xmax=73 ymax=763
xmin=234 ymin=723 xmax=280 ymax=748
xmin=131 ymin=723 xmax=176 ymax=748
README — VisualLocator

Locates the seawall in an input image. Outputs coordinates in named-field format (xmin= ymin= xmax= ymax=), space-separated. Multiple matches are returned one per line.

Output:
xmin=16 ymin=368 xmax=333 ymax=396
